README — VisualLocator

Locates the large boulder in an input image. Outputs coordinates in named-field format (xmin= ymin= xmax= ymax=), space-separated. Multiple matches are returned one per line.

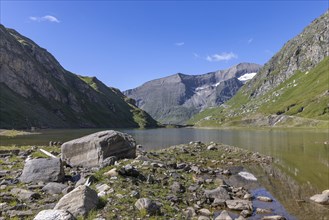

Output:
xmin=61 ymin=130 xmax=136 ymax=167
xmin=20 ymin=158 xmax=65 ymax=183
xmin=54 ymin=185 xmax=98 ymax=217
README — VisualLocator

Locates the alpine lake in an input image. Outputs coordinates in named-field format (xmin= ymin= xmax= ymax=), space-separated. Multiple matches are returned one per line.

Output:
xmin=1 ymin=127 xmax=328 ymax=219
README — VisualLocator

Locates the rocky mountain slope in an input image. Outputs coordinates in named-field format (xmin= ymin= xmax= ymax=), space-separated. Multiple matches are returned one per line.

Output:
xmin=190 ymin=11 xmax=329 ymax=128
xmin=0 ymin=24 xmax=158 ymax=129
xmin=124 ymin=63 xmax=262 ymax=124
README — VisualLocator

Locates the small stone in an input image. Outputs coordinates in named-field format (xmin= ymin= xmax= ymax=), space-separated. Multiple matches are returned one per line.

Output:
xmin=243 ymin=193 xmax=252 ymax=200
xmin=207 ymin=144 xmax=217 ymax=150
xmin=99 ymin=156 xmax=117 ymax=168
xmin=7 ymin=210 xmax=33 ymax=218
xmin=257 ymin=196 xmax=273 ymax=202
xmin=96 ymin=183 xmax=111 ymax=197
xmin=171 ymin=181 xmax=186 ymax=193
xmin=198 ymin=208 xmax=211 ymax=216
xmin=176 ymin=163 xmax=187 ymax=169
xmin=188 ymin=184 xmax=199 ymax=192
xmin=261 ymin=215 xmax=286 ymax=220
xmin=240 ymin=209 xmax=252 ymax=218
xmin=11 ymin=188 xmax=40 ymax=201
xmin=256 ymin=208 xmax=273 ymax=214
xmin=42 ymin=182 xmax=67 ymax=194
xmin=183 ymin=207 xmax=196 ymax=218
xmin=134 ymin=198 xmax=160 ymax=215
xmin=130 ymin=190 xmax=140 ymax=198
xmin=204 ymin=187 xmax=231 ymax=201
xmin=226 ymin=200 xmax=252 ymax=211
xmin=104 ymin=168 xmax=118 ymax=177
xmin=33 ymin=209 xmax=75 ymax=220
xmin=310 ymin=191 xmax=329 ymax=205
xmin=62 ymin=186 xmax=75 ymax=194
xmin=215 ymin=210 xmax=233 ymax=220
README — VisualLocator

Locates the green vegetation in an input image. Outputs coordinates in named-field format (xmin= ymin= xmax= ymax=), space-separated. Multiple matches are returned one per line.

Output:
xmin=0 ymin=129 xmax=38 ymax=137
xmin=189 ymin=57 xmax=329 ymax=128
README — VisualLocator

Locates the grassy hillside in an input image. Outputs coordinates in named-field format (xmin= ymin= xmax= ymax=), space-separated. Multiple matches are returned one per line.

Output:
xmin=79 ymin=76 xmax=159 ymax=128
xmin=189 ymin=57 xmax=329 ymax=128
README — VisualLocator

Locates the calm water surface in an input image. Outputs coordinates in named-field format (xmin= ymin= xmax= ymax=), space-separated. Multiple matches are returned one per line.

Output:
xmin=1 ymin=127 xmax=328 ymax=189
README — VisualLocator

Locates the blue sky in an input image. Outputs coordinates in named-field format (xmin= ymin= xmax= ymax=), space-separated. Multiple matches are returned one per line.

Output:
xmin=1 ymin=1 xmax=327 ymax=91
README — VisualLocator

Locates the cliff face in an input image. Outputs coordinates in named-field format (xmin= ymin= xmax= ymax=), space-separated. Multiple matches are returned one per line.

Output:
xmin=190 ymin=11 xmax=329 ymax=128
xmin=247 ymin=10 xmax=328 ymax=98
xmin=0 ymin=25 xmax=158 ymax=129
xmin=124 ymin=63 xmax=261 ymax=124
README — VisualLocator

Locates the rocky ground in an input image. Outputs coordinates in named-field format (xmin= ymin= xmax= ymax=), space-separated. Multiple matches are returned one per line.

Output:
xmin=0 ymin=141 xmax=326 ymax=220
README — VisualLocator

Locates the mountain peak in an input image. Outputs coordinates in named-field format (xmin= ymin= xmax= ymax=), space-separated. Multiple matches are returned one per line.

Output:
xmin=124 ymin=63 xmax=262 ymax=124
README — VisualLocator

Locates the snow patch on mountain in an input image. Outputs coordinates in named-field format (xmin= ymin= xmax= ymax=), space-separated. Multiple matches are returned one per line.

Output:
xmin=238 ymin=72 xmax=257 ymax=82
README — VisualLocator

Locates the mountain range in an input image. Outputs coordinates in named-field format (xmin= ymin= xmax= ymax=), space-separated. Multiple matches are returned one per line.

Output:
xmin=1 ymin=10 xmax=327 ymax=129
xmin=189 ymin=10 xmax=329 ymax=128
xmin=0 ymin=24 xmax=158 ymax=129
xmin=124 ymin=63 xmax=262 ymax=124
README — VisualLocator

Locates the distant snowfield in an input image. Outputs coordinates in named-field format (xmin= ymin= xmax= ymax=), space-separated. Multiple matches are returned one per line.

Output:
xmin=238 ymin=72 xmax=257 ymax=81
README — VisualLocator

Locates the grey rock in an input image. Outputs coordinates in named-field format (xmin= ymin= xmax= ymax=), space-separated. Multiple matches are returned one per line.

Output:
xmin=310 ymin=191 xmax=329 ymax=205
xmin=207 ymin=144 xmax=217 ymax=151
xmin=20 ymin=158 xmax=64 ymax=183
xmin=183 ymin=207 xmax=196 ymax=218
xmin=256 ymin=208 xmax=272 ymax=214
xmin=11 ymin=188 xmax=40 ymax=200
xmin=215 ymin=210 xmax=233 ymax=220
xmin=130 ymin=190 xmax=140 ymax=198
xmin=0 ymin=202 xmax=10 ymax=212
xmin=261 ymin=216 xmax=286 ymax=220
xmin=188 ymin=184 xmax=199 ymax=192
xmin=62 ymin=186 xmax=75 ymax=194
xmin=204 ymin=187 xmax=231 ymax=201
xmin=42 ymin=182 xmax=67 ymax=194
xmin=33 ymin=209 xmax=75 ymax=220
xmin=99 ymin=156 xmax=117 ymax=168
xmin=7 ymin=210 xmax=33 ymax=218
xmin=226 ymin=200 xmax=252 ymax=211
xmin=119 ymin=164 xmax=146 ymax=181
xmin=54 ymin=185 xmax=99 ymax=217
xmin=104 ymin=168 xmax=118 ymax=177
xmin=171 ymin=181 xmax=186 ymax=193
xmin=240 ymin=209 xmax=252 ymax=218
xmin=96 ymin=183 xmax=111 ymax=197
xmin=257 ymin=196 xmax=273 ymax=202
xmin=134 ymin=198 xmax=160 ymax=215
xmin=61 ymin=130 xmax=136 ymax=167
xmin=198 ymin=208 xmax=211 ymax=216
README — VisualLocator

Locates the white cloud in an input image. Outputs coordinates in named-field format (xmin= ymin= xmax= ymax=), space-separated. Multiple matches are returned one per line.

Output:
xmin=29 ymin=15 xmax=60 ymax=23
xmin=193 ymin=53 xmax=200 ymax=58
xmin=265 ymin=49 xmax=274 ymax=55
xmin=248 ymin=38 xmax=253 ymax=44
xmin=175 ymin=42 xmax=185 ymax=46
xmin=206 ymin=52 xmax=237 ymax=62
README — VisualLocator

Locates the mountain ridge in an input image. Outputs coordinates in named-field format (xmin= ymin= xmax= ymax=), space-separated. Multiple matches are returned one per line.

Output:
xmin=189 ymin=10 xmax=329 ymax=128
xmin=124 ymin=63 xmax=262 ymax=124
xmin=0 ymin=24 xmax=158 ymax=129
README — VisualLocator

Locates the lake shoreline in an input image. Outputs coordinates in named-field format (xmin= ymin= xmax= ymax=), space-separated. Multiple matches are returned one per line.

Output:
xmin=2 ymin=140 xmax=328 ymax=219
